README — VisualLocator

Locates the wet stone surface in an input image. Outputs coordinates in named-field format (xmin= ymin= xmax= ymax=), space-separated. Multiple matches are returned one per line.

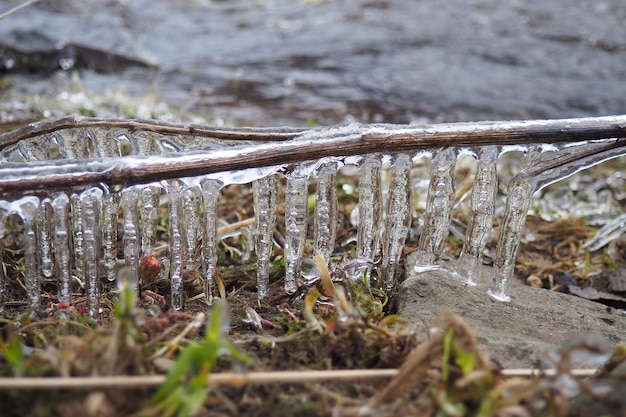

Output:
xmin=397 ymin=257 xmax=626 ymax=368
xmin=1 ymin=0 xmax=625 ymax=125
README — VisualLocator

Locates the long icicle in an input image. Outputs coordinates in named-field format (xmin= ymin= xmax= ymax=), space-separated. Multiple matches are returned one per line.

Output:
xmin=314 ymin=160 xmax=338 ymax=260
xmin=488 ymin=139 xmax=626 ymax=301
xmin=414 ymin=147 xmax=457 ymax=266
xmin=18 ymin=197 xmax=41 ymax=311
xmin=457 ymin=146 xmax=498 ymax=286
xmin=121 ymin=186 xmax=141 ymax=288
xmin=80 ymin=187 xmax=103 ymax=318
xmin=36 ymin=200 xmax=54 ymax=278
xmin=381 ymin=153 xmax=412 ymax=290
xmin=201 ymin=179 xmax=222 ymax=304
xmin=139 ymin=185 xmax=161 ymax=255
xmin=101 ymin=190 xmax=119 ymax=282
xmin=253 ymin=175 xmax=280 ymax=300
xmin=356 ymin=155 xmax=383 ymax=281
xmin=167 ymin=181 xmax=184 ymax=310
xmin=284 ymin=165 xmax=310 ymax=294
xmin=51 ymin=193 xmax=72 ymax=304
xmin=182 ymin=185 xmax=202 ymax=270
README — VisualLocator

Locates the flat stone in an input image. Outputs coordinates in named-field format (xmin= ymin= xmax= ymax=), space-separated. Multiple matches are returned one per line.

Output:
xmin=397 ymin=256 xmax=626 ymax=368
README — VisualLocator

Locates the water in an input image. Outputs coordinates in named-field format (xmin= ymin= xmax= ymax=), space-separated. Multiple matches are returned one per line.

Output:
xmin=0 ymin=117 xmax=624 ymax=314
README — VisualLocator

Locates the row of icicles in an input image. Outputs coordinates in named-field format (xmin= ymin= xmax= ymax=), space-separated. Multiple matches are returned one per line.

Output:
xmin=1 ymin=128 xmax=622 ymax=317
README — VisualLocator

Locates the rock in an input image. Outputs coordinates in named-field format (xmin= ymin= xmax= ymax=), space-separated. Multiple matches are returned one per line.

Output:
xmin=397 ymin=257 xmax=626 ymax=368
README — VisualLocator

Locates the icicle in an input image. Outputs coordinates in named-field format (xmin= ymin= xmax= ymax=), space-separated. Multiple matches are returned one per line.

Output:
xmin=488 ymin=178 xmax=534 ymax=302
xmin=51 ymin=193 xmax=72 ymax=304
xmin=102 ymin=190 xmax=119 ymax=282
xmin=414 ymin=147 xmax=457 ymax=267
xmin=17 ymin=197 xmax=41 ymax=311
xmin=253 ymin=175 xmax=280 ymax=300
xmin=121 ymin=186 xmax=141 ymax=287
xmin=356 ymin=156 xmax=383 ymax=280
xmin=457 ymin=146 xmax=498 ymax=286
xmin=182 ymin=185 xmax=202 ymax=269
xmin=139 ymin=185 xmax=161 ymax=255
xmin=314 ymin=160 xmax=338 ymax=260
xmin=489 ymin=139 xmax=626 ymax=302
xmin=0 ymin=203 xmax=7 ymax=313
xmin=381 ymin=153 xmax=412 ymax=290
xmin=201 ymin=179 xmax=222 ymax=304
xmin=166 ymin=181 xmax=184 ymax=310
xmin=284 ymin=165 xmax=310 ymax=294
xmin=36 ymin=200 xmax=54 ymax=278
xmin=70 ymin=194 xmax=84 ymax=278
xmin=80 ymin=187 xmax=103 ymax=318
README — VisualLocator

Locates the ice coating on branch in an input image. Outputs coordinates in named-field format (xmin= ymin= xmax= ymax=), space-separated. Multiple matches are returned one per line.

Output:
xmin=36 ymin=200 xmax=54 ymax=278
xmin=457 ymin=146 xmax=498 ymax=286
xmin=182 ymin=185 xmax=202 ymax=269
xmin=314 ymin=160 xmax=338 ymax=261
xmin=201 ymin=179 xmax=222 ymax=304
xmin=356 ymin=156 xmax=383 ymax=280
xmin=284 ymin=164 xmax=311 ymax=294
xmin=253 ymin=175 xmax=280 ymax=299
xmin=382 ymin=153 xmax=412 ymax=289
xmin=166 ymin=181 xmax=185 ymax=310
xmin=51 ymin=193 xmax=71 ymax=304
xmin=139 ymin=185 xmax=161 ymax=255
xmin=121 ymin=186 xmax=141 ymax=286
xmin=80 ymin=187 xmax=103 ymax=318
xmin=102 ymin=191 xmax=119 ymax=282
xmin=55 ymin=130 xmax=91 ymax=159
xmin=414 ymin=147 xmax=457 ymax=267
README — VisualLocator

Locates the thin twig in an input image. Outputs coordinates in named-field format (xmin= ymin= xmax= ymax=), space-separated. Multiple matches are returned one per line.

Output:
xmin=0 ymin=0 xmax=41 ymax=21
xmin=0 ymin=116 xmax=624 ymax=193
xmin=0 ymin=368 xmax=597 ymax=391
xmin=149 ymin=312 xmax=206 ymax=360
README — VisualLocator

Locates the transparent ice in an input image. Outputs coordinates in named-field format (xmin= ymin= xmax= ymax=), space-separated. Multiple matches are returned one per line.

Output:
xmin=355 ymin=156 xmax=383 ymax=280
xmin=166 ymin=181 xmax=185 ymax=310
xmin=201 ymin=179 xmax=222 ymax=303
xmin=80 ymin=187 xmax=103 ymax=317
xmin=121 ymin=186 xmax=141 ymax=286
xmin=381 ymin=153 xmax=412 ymax=289
xmin=253 ymin=175 xmax=280 ymax=299
xmin=284 ymin=164 xmax=312 ymax=294
xmin=413 ymin=147 xmax=457 ymax=267
xmin=313 ymin=160 xmax=339 ymax=261
xmin=51 ymin=193 xmax=72 ymax=304
xmin=456 ymin=146 xmax=498 ymax=286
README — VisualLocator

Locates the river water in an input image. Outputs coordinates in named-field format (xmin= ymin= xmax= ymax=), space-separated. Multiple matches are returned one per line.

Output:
xmin=1 ymin=0 xmax=625 ymax=125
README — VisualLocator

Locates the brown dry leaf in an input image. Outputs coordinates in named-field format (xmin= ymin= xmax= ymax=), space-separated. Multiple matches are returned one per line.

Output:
xmin=315 ymin=254 xmax=335 ymax=298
